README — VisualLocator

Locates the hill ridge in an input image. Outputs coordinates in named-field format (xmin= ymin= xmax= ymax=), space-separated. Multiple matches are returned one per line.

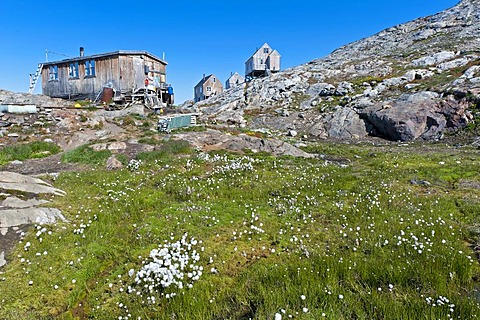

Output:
xmin=184 ymin=0 xmax=480 ymax=142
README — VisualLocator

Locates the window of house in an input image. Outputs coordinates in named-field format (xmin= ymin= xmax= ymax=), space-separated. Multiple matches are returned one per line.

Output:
xmin=206 ymin=86 xmax=211 ymax=92
xmin=69 ymin=62 xmax=79 ymax=78
xmin=85 ymin=60 xmax=96 ymax=77
xmin=264 ymin=48 xmax=269 ymax=53
xmin=48 ymin=66 xmax=58 ymax=80
xmin=213 ymin=77 xmax=216 ymax=82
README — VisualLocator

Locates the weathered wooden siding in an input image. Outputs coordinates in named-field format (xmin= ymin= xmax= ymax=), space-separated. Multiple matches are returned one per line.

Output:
xmin=42 ymin=56 xmax=121 ymax=99
xmin=225 ymin=73 xmax=244 ymax=89
xmin=266 ymin=51 xmax=280 ymax=71
xmin=41 ymin=52 xmax=167 ymax=99
xmin=245 ymin=43 xmax=281 ymax=78
xmin=194 ymin=75 xmax=223 ymax=102
xmin=203 ymin=76 xmax=223 ymax=97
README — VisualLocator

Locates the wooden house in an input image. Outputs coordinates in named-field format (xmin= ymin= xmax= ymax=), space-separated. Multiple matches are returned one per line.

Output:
xmin=194 ymin=74 xmax=223 ymax=102
xmin=225 ymin=72 xmax=245 ymax=89
xmin=41 ymin=49 xmax=169 ymax=100
xmin=245 ymin=43 xmax=281 ymax=81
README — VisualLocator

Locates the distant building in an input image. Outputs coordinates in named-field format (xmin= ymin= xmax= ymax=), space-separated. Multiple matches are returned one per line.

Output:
xmin=194 ymin=74 xmax=223 ymax=102
xmin=245 ymin=43 xmax=281 ymax=81
xmin=41 ymin=49 xmax=169 ymax=100
xmin=225 ymin=72 xmax=245 ymax=89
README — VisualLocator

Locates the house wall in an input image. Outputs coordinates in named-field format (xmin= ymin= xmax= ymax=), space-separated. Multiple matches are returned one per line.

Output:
xmin=266 ymin=51 xmax=280 ymax=72
xmin=194 ymin=83 xmax=203 ymax=102
xmin=42 ymin=56 xmax=121 ymax=99
xmin=225 ymin=73 xmax=244 ymax=89
xmin=42 ymin=54 xmax=167 ymax=99
xmin=203 ymin=76 xmax=223 ymax=99
xmin=194 ymin=75 xmax=223 ymax=102
xmin=118 ymin=55 xmax=167 ymax=92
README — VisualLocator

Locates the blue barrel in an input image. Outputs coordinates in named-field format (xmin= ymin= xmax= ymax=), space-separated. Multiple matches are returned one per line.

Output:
xmin=167 ymin=86 xmax=174 ymax=95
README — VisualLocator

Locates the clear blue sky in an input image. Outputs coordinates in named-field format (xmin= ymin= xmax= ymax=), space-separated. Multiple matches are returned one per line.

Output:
xmin=0 ymin=0 xmax=458 ymax=104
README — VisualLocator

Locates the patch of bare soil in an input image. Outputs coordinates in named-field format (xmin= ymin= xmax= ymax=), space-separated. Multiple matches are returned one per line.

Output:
xmin=0 ymin=154 xmax=86 ymax=176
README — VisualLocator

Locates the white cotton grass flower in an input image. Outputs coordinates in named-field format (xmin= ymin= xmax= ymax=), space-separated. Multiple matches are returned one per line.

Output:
xmin=133 ymin=233 xmax=203 ymax=301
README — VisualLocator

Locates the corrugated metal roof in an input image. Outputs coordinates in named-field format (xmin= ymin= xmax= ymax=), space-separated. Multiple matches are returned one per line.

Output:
xmin=42 ymin=50 xmax=167 ymax=67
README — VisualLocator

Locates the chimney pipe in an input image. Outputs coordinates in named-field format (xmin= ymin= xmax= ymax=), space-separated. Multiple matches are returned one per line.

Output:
xmin=80 ymin=47 xmax=84 ymax=57
xmin=203 ymin=74 xmax=205 ymax=80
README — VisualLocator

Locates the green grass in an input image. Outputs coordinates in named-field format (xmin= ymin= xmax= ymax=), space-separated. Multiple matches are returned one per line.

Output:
xmin=1 ymin=142 xmax=480 ymax=319
xmin=61 ymin=144 xmax=111 ymax=166
xmin=0 ymin=141 xmax=61 ymax=165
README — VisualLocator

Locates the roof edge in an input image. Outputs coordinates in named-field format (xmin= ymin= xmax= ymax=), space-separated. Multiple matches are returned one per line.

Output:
xmin=42 ymin=50 xmax=167 ymax=66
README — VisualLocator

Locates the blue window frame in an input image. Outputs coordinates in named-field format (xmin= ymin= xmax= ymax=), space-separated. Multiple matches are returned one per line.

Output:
xmin=48 ymin=66 xmax=58 ymax=80
xmin=69 ymin=62 xmax=79 ymax=78
xmin=85 ymin=60 xmax=96 ymax=77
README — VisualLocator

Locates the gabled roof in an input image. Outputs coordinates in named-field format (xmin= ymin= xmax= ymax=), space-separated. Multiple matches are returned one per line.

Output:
xmin=268 ymin=49 xmax=281 ymax=58
xmin=252 ymin=43 xmax=271 ymax=56
xmin=245 ymin=43 xmax=279 ymax=63
xmin=194 ymin=74 xmax=216 ymax=88
xmin=226 ymin=72 xmax=244 ymax=81
xmin=42 ymin=50 xmax=167 ymax=67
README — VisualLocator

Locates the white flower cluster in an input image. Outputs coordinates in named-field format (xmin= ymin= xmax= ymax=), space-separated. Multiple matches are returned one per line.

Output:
xmin=212 ymin=156 xmax=262 ymax=175
xmin=127 ymin=159 xmax=142 ymax=171
xmin=197 ymin=152 xmax=225 ymax=163
xmin=425 ymin=295 xmax=456 ymax=316
xmin=132 ymin=233 xmax=203 ymax=300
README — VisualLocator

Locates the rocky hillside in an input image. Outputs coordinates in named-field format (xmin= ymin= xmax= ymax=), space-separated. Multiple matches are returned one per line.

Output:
xmin=184 ymin=0 xmax=480 ymax=141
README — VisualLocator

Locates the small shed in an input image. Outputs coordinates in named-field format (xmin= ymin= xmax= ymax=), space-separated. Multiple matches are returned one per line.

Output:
xmin=41 ymin=49 xmax=169 ymax=100
xmin=245 ymin=43 xmax=281 ymax=81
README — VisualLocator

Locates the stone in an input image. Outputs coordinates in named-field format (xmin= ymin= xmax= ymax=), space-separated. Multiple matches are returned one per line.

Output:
xmin=106 ymin=155 xmax=124 ymax=170
xmin=0 ymin=252 xmax=6 ymax=268
xmin=437 ymin=57 xmax=472 ymax=70
xmin=0 ymin=172 xmax=66 ymax=267
xmin=288 ymin=130 xmax=298 ymax=137
xmin=174 ymin=129 xmax=313 ymax=158
xmin=335 ymin=82 xmax=354 ymax=96
xmin=359 ymin=92 xmax=448 ymax=141
xmin=1 ymin=196 xmax=49 ymax=209
xmin=411 ymin=51 xmax=456 ymax=67
xmin=107 ymin=141 xmax=127 ymax=151
xmin=0 ymin=171 xmax=66 ymax=196
xmin=324 ymin=107 xmax=367 ymax=140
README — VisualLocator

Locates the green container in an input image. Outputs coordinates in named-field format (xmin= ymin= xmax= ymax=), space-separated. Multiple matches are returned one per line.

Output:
xmin=158 ymin=114 xmax=195 ymax=132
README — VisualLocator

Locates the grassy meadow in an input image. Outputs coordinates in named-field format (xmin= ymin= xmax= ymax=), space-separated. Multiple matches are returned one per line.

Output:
xmin=0 ymin=140 xmax=480 ymax=319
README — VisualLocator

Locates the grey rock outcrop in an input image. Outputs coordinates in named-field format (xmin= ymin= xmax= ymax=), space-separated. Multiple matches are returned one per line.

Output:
xmin=0 ymin=172 xmax=66 ymax=267
xmin=183 ymin=0 xmax=480 ymax=142
xmin=174 ymin=129 xmax=313 ymax=158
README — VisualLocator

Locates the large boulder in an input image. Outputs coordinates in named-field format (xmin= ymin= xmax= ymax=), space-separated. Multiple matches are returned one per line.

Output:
xmin=358 ymin=92 xmax=469 ymax=141
xmin=323 ymin=107 xmax=368 ymax=140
